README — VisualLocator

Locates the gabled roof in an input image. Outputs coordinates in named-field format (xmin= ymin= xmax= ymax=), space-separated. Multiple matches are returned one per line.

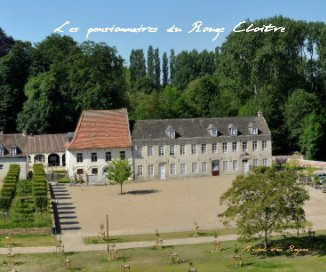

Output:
xmin=0 ymin=133 xmax=27 ymax=157
xmin=131 ymin=115 xmax=270 ymax=140
xmin=28 ymin=134 xmax=67 ymax=154
xmin=66 ymin=109 xmax=131 ymax=150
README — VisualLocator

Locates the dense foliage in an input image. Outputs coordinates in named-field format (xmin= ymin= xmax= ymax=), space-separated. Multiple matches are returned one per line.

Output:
xmin=219 ymin=167 xmax=309 ymax=248
xmin=1 ymin=16 xmax=326 ymax=158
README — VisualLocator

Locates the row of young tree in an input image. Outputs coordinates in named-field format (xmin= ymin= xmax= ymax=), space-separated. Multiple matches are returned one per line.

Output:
xmin=1 ymin=16 xmax=326 ymax=159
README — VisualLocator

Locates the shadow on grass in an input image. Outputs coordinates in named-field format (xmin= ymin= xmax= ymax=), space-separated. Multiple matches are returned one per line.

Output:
xmin=251 ymin=234 xmax=326 ymax=257
xmin=127 ymin=189 xmax=160 ymax=195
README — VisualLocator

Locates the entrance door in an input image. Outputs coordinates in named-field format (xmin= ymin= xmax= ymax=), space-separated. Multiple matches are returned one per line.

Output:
xmin=159 ymin=163 xmax=166 ymax=180
xmin=212 ymin=160 xmax=220 ymax=176
xmin=242 ymin=160 xmax=249 ymax=174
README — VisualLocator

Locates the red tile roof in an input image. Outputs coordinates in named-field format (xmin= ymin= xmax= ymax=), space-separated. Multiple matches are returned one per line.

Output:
xmin=66 ymin=109 xmax=131 ymax=150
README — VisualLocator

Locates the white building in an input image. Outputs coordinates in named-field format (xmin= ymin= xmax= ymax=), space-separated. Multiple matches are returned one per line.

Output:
xmin=65 ymin=109 xmax=132 ymax=183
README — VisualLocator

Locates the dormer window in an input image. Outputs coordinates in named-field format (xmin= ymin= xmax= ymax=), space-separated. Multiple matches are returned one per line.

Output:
xmin=230 ymin=128 xmax=238 ymax=136
xmin=0 ymin=144 xmax=4 ymax=157
xmin=11 ymin=144 xmax=18 ymax=156
xmin=165 ymin=126 xmax=176 ymax=139
xmin=228 ymin=124 xmax=238 ymax=136
xmin=248 ymin=122 xmax=258 ymax=135
xmin=207 ymin=124 xmax=218 ymax=137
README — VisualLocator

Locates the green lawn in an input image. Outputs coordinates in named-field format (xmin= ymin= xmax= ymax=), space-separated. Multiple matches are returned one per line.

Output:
xmin=3 ymin=235 xmax=326 ymax=272
xmin=84 ymin=227 xmax=238 ymax=244
xmin=0 ymin=234 xmax=56 ymax=247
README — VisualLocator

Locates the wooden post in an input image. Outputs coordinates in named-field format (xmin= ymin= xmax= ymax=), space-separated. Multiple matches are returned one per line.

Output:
xmin=106 ymin=214 xmax=109 ymax=254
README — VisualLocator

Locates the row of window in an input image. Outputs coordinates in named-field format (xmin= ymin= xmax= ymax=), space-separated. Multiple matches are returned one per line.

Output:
xmin=137 ymin=159 xmax=268 ymax=176
xmin=76 ymin=151 xmax=126 ymax=163
xmin=136 ymin=141 xmax=268 ymax=157
xmin=0 ymin=147 xmax=17 ymax=156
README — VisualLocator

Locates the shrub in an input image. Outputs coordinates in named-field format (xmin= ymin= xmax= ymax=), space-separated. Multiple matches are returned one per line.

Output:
xmin=0 ymin=197 xmax=12 ymax=210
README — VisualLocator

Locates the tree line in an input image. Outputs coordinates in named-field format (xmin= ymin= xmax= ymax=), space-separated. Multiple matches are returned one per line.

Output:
xmin=1 ymin=16 xmax=326 ymax=159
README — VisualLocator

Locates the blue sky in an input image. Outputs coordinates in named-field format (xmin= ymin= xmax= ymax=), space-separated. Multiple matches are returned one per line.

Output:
xmin=1 ymin=0 xmax=325 ymax=62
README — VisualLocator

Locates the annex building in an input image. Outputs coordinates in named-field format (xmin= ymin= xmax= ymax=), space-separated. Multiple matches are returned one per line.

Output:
xmin=0 ymin=109 xmax=272 ymax=182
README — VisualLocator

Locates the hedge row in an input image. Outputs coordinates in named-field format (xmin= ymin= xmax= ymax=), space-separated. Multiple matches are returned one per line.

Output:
xmin=0 ymin=164 xmax=20 ymax=210
xmin=32 ymin=164 xmax=48 ymax=210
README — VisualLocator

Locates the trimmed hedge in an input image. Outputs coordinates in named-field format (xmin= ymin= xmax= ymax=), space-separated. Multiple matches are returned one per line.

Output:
xmin=32 ymin=164 xmax=48 ymax=209
xmin=0 ymin=164 xmax=20 ymax=210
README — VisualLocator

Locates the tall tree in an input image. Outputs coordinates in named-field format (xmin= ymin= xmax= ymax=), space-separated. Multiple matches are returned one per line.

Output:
xmin=284 ymin=89 xmax=319 ymax=150
xmin=0 ymin=41 xmax=31 ymax=132
xmin=219 ymin=167 xmax=309 ymax=248
xmin=129 ymin=49 xmax=146 ymax=87
xmin=154 ymin=48 xmax=161 ymax=88
xmin=147 ymin=45 xmax=154 ymax=82
xmin=0 ymin=28 xmax=14 ymax=57
xmin=162 ymin=52 xmax=168 ymax=87
xmin=71 ymin=41 xmax=127 ymax=111
xmin=169 ymin=49 xmax=175 ymax=85
xmin=299 ymin=112 xmax=326 ymax=160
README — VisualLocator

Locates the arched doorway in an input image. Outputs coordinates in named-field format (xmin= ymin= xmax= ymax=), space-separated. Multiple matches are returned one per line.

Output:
xmin=34 ymin=154 xmax=45 ymax=164
xmin=48 ymin=153 xmax=60 ymax=166
xmin=62 ymin=154 xmax=66 ymax=166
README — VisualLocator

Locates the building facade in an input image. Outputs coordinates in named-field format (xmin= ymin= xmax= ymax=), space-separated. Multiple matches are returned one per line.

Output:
xmin=0 ymin=110 xmax=272 ymax=183
xmin=65 ymin=109 xmax=132 ymax=183
xmin=0 ymin=133 xmax=28 ymax=180
xmin=131 ymin=112 xmax=272 ymax=181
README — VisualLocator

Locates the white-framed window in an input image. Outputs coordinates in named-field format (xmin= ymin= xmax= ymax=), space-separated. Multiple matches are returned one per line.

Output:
xmin=120 ymin=151 xmax=126 ymax=160
xmin=212 ymin=143 xmax=217 ymax=153
xmin=148 ymin=164 xmax=154 ymax=176
xmin=252 ymin=127 xmax=258 ymax=135
xmin=209 ymin=128 xmax=218 ymax=137
xmin=159 ymin=145 xmax=164 ymax=156
xmin=180 ymin=145 xmax=185 ymax=155
xmin=262 ymin=140 xmax=267 ymax=151
xmin=223 ymin=161 xmax=228 ymax=171
xmin=202 ymin=162 xmax=207 ymax=173
xmin=191 ymin=144 xmax=196 ymax=154
xmin=192 ymin=162 xmax=197 ymax=173
xmin=136 ymin=146 xmax=142 ymax=156
xmin=169 ymin=130 xmax=175 ymax=139
xmin=0 ymin=164 xmax=3 ymax=170
xmin=230 ymin=128 xmax=238 ymax=136
xmin=180 ymin=163 xmax=186 ymax=174
xmin=147 ymin=146 xmax=153 ymax=156
xmin=253 ymin=159 xmax=258 ymax=167
xmin=11 ymin=147 xmax=17 ymax=156
xmin=170 ymin=145 xmax=175 ymax=156
xmin=105 ymin=152 xmax=112 ymax=161
xmin=232 ymin=142 xmax=237 ymax=152
xmin=91 ymin=152 xmax=97 ymax=162
xmin=201 ymin=144 xmax=206 ymax=154
xmin=242 ymin=142 xmax=248 ymax=152
xmin=77 ymin=153 xmax=83 ymax=163
xmin=232 ymin=160 xmax=238 ymax=171
xmin=262 ymin=158 xmax=268 ymax=167
xmin=252 ymin=141 xmax=258 ymax=151
xmin=170 ymin=163 xmax=176 ymax=175
xmin=222 ymin=143 xmax=227 ymax=153
xmin=137 ymin=165 xmax=143 ymax=176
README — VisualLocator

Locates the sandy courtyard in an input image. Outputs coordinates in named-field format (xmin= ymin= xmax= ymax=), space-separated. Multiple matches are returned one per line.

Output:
xmin=66 ymin=176 xmax=326 ymax=236
xmin=67 ymin=176 xmax=235 ymax=236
